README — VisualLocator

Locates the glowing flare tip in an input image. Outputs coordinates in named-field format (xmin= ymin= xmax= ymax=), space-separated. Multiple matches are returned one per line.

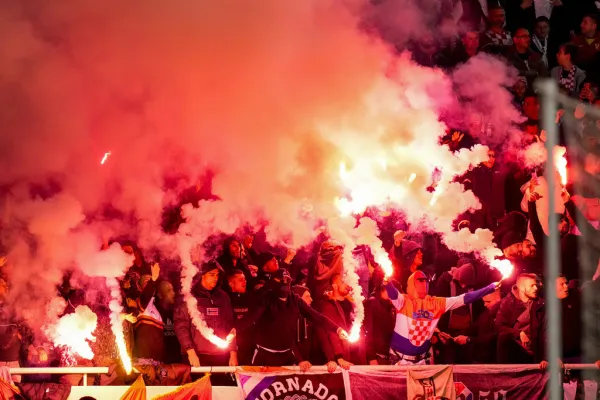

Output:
xmin=347 ymin=325 xmax=360 ymax=343
xmin=210 ymin=334 xmax=230 ymax=349
xmin=408 ymin=173 xmax=416 ymax=183
xmin=555 ymin=149 xmax=567 ymax=186
xmin=100 ymin=151 xmax=112 ymax=165
xmin=49 ymin=306 xmax=98 ymax=360
xmin=490 ymin=259 xmax=514 ymax=280
xmin=375 ymin=252 xmax=393 ymax=277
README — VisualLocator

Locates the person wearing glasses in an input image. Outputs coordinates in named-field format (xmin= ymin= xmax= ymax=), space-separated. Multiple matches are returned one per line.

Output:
xmin=505 ymin=27 xmax=549 ymax=85
xmin=384 ymin=271 xmax=499 ymax=365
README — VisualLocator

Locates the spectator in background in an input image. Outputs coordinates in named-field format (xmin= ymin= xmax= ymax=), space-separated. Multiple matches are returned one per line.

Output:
xmin=503 ymin=0 xmax=540 ymax=33
xmin=218 ymin=237 xmax=258 ymax=288
xmin=495 ymin=273 xmax=545 ymax=364
xmin=461 ymin=30 xmax=481 ymax=60
xmin=523 ymin=92 xmax=541 ymax=122
xmin=461 ymin=148 xmax=506 ymax=231
xmin=556 ymin=275 xmax=582 ymax=363
xmin=552 ymin=43 xmax=587 ymax=97
xmin=455 ymin=0 xmax=488 ymax=32
xmin=505 ymin=27 xmax=549 ymax=85
xmin=317 ymin=274 xmax=363 ymax=372
xmin=531 ymin=17 xmax=553 ymax=68
xmin=572 ymin=14 xmax=600 ymax=71
xmin=174 ymin=261 xmax=237 ymax=383
xmin=512 ymin=77 xmax=529 ymax=111
xmin=481 ymin=6 xmax=514 ymax=54
xmin=364 ymin=284 xmax=395 ymax=365
xmin=411 ymin=32 xmax=439 ymax=67
xmin=550 ymin=0 xmax=598 ymax=47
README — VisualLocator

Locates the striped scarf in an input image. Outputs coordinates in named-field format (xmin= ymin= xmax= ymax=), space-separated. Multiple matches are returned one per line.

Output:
xmin=558 ymin=66 xmax=577 ymax=94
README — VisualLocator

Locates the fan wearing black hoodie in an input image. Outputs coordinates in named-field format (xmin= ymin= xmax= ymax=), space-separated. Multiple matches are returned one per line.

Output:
xmin=237 ymin=269 xmax=348 ymax=371
xmin=174 ymin=261 xmax=237 ymax=369
xmin=364 ymin=284 xmax=396 ymax=365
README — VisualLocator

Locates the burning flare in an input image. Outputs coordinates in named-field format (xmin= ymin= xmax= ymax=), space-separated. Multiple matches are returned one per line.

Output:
xmin=100 ymin=151 xmax=112 ymax=165
xmin=490 ymin=259 xmax=514 ymax=280
xmin=107 ymin=277 xmax=133 ymax=373
xmin=179 ymin=240 xmax=234 ymax=349
xmin=47 ymin=305 xmax=97 ymax=360
xmin=375 ymin=250 xmax=393 ymax=277
xmin=554 ymin=146 xmax=568 ymax=186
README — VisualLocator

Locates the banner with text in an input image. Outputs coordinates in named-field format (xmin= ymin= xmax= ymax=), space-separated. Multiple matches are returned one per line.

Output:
xmin=237 ymin=371 xmax=346 ymax=400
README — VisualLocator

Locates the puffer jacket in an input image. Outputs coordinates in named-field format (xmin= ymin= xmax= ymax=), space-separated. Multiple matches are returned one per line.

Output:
xmin=494 ymin=285 xmax=545 ymax=361
xmin=174 ymin=283 xmax=235 ymax=356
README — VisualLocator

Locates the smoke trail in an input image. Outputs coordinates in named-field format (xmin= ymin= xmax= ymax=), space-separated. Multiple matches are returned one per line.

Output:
xmin=107 ymin=277 xmax=132 ymax=373
xmin=178 ymin=234 xmax=232 ymax=348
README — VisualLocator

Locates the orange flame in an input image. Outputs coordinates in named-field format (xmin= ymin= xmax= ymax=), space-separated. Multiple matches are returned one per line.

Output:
xmin=490 ymin=259 xmax=514 ymax=280
xmin=375 ymin=250 xmax=393 ymax=277
xmin=48 ymin=306 xmax=97 ymax=360
xmin=554 ymin=146 xmax=567 ymax=186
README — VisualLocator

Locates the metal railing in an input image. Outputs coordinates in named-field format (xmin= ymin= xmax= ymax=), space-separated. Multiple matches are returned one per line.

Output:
xmin=8 ymin=364 xmax=599 ymax=387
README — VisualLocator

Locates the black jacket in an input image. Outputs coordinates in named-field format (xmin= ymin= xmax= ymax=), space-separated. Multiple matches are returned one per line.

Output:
xmin=494 ymin=286 xmax=545 ymax=361
xmin=238 ymin=292 xmax=340 ymax=361
xmin=229 ymin=291 xmax=255 ymax=364
xmin=463 ymin=165 xmax=507 ymax=229
xmin=173 ymin=283 xmax=235 ymax=356
xmin=529 ymin=199 xmax=599 ymax=281
xmin=469 ymin=301 xmax=501 ymax=363
xmin=317 ymin=298 xmax=354 ymax=363
xmin=364 ymin=295 xmax=395 ymax=363
xmin=433 ymin=272 xmax=472 ymax=334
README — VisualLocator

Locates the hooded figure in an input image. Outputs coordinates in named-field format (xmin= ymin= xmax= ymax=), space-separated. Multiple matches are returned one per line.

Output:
xmin=384 ymin=271 xmax=497 ymax=365
xmin=389 ymin=239 xmax=423 ymax=290
xmin=308 ymin=240 xmax=344 ymax=301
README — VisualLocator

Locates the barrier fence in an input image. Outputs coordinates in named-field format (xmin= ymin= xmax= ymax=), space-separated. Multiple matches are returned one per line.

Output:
xmin=5 ymin=364 xmax=600 ymax=399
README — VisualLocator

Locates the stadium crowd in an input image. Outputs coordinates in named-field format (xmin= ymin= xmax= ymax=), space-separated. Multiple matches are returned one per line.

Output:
xmin=0 ymin=0 xmax=600 ymax=390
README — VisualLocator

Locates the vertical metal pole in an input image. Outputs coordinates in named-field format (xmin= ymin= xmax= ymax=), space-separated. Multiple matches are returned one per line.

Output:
xmin=538 ymin=79 xmax=562 ymax=400
xmin=83 ymin=373 xmax=88 ymax=387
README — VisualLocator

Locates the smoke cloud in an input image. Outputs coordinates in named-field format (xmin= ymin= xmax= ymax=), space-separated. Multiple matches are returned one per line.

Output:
xmin=0 ymin=0 xmax=520 ymax=347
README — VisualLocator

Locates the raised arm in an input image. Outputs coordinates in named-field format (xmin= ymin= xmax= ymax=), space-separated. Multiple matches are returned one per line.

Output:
xmin=444 ymin=283 xmax=496 ymax=312
xmin=384 ymin=282 xmax=405 ymax=310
